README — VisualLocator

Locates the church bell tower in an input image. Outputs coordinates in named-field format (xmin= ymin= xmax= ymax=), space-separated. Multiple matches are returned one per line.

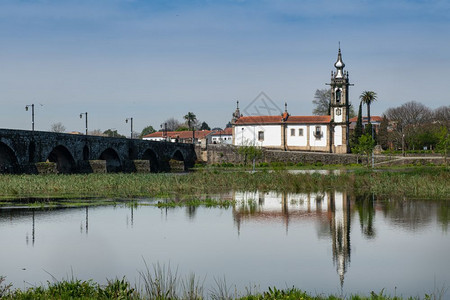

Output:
xmin=328 ymin=47 xmax=352 ymax=153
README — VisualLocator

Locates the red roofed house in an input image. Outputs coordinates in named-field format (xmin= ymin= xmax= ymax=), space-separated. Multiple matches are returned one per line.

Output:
xmin=210 ymin=127 xmax=233 ymax=144
xmin=142 ymin=130 xmax=212 ymax=144
xmin=349 ymin=116 xmax=382 ymax=134
xmin=232 ymin=48 xmax=352 ymax=154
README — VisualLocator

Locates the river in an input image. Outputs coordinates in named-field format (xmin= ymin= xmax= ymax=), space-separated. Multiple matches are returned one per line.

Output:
xmin=0 ymin=190 xmax=449 ymax=298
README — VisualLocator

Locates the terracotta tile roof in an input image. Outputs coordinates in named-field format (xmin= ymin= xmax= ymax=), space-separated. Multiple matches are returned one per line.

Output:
xmin=143 ymin=130 xmax=212 ymax=139
xmin=349 ymin=116 xmax=382 ymax=123
xmin=234 ymin=115 xmax=331 ymax=125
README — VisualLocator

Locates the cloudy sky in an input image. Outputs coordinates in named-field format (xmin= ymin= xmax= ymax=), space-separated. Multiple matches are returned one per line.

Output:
xmin=0 ymin=0 xmax=449 ymax=135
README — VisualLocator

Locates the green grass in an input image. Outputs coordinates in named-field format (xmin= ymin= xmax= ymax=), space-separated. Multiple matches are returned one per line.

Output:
xmin=1 ymin=273 xmax=446 ymax=300
xmin=0 ymin=167 xmax=448 ymax=204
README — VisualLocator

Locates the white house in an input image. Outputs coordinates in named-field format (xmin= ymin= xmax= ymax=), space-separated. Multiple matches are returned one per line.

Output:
xmin=210 ymin=128 xmax=233 ymax=144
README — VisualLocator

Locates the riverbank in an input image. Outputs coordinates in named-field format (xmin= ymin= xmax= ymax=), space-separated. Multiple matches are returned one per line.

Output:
xmin=0 ymin=275 xmax=445 ymax=300
xmin=0 ymin=166 xmax=448 ymax=202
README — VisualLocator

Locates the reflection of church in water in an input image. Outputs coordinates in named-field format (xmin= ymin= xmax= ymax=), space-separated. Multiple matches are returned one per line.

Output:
xmin=232 ymin=190 xmax=351 ymax=287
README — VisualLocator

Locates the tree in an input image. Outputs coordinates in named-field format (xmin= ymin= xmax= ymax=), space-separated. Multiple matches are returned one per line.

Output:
xmin=237 ymin=144 xmax=263 ymax=169
xmin=184 ymin=112 xmax=197 ymax=130
xmin=434 ymin=105 xmax=450 ymax=127
xmin=50 ymin=122 xmax=66 ymax=133
xmin=352 ymin=133 xmax=375 ymax=165
xmin=103 ymin=129 xmax=125 ymax=138
xmin=89 ymin=129 xmax=104 ymax=136
xmin=312 ymin=88 xmax=331 ymax=115
xmin=163 ymin=118 xmax=181 ymax=131
xmin=351 ymin=101 xmax=363 ymax=149
xmin=436 ymin=126 xmax=450 ymax=164
xmin=200 ymin=121 xmax=210 ymax=130
xmin=359 ymin=91 xmax=377 ymax=125
xmin=385 ymin=101 xmax=432 ymax=150
xmin=377 ymin=115 xmax=389 ymax=149
xmin=139 ymin=125 xmax=156 ymax=138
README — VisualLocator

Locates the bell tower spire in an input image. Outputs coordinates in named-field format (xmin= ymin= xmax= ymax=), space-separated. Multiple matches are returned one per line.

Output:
xmin=327 ymin=46 xmax=353 ymax=153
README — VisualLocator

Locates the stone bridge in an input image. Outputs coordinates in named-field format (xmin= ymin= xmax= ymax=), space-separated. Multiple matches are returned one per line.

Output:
xmin=0 ymin=129 xmax=197 ymax=174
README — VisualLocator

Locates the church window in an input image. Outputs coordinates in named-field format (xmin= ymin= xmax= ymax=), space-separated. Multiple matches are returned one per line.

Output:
xmin=290 ymin=128 xmax=295 ymax=136
xmin=336 ymin=89 xmax=341 ymax=103
xmin=299 ymin=129 xmax=304 ymax=136
xmin=314 ymin=126 xmax=322 ymax=139
xmin=258 ymin=131 xmax=264 ymax=141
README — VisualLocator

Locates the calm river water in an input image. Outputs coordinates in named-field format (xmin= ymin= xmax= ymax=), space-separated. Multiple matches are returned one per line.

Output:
xmin=0 ymin=190 xmax=449 ymax=298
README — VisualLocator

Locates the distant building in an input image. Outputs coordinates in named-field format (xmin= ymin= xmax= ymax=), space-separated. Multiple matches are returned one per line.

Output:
xmin=349 ymin=116 xmax=382 ymax=133
xmin=232 ymin=48 xmax=352 ymax=154
xmin=142 ymin=130 xmax=212 ymax=144
xmin=210 ymin=128 xmax=233 ymax=144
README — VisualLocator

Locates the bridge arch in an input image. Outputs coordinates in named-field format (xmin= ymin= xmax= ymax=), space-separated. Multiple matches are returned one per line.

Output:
xmin=142 ymin=148 xmax=159 ymax=172
xmin=47 ymin=145 xmax=76 ymax=174
xmin=28 ymin=141 xmax=36 ymax=163
xmin=99 ymin=148 xmax=122 ymax=173
xmin=83 ymin=145 xmax=89 ymax=161
xmin=169 ymin=149 xmax=186 ymax=172
xmin=0 ymin=142 xmax=19 ymax=173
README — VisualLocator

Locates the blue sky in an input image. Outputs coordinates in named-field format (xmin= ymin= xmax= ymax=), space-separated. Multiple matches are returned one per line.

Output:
xmin=1 ymin=0 xmax=449 ymax=135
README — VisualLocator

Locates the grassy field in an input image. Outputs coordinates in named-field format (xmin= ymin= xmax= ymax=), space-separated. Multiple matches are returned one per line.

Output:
xmin=0 ymin=166 xmax=448 ymax=203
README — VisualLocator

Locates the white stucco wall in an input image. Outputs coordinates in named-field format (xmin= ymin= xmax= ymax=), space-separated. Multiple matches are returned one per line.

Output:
xmin=309 ymin=125 xmax=327 ymax=147
xmin=334 ymin=125 xmax=343 ymax=146
xmin=212 ymin=135 xmax=232 ymax=144
xmin=286 ymin=125 xmax=308 ymax=147
xmin=234 ymin=125 xmax=281 ymax=147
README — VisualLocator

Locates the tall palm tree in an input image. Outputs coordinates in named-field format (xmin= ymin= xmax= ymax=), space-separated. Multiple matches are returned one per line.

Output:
xmin=184 ymin=112 xmax=197 ymax=130
xmin=359 ymin=91 xmax=377 ymax=124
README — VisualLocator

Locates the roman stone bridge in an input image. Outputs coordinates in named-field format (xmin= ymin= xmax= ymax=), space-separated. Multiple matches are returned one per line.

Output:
xmin=0 ymin=129 xmax=197 ymax=174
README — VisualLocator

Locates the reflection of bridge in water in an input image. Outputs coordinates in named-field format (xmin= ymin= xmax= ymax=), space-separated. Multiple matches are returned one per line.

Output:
xmin=232 ymin=190 xmax=351 ymax=287
xmin=0 ymin=128 xmax=196 ymax=173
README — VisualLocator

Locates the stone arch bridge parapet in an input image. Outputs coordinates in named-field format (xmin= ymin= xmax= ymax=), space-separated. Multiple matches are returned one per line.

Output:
xmin=0 ymin=129 xmax=196 ymax=174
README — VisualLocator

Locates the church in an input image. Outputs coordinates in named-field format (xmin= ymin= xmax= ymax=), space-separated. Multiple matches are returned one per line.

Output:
xmin=232 ymin=48 xmax=351 ymax=154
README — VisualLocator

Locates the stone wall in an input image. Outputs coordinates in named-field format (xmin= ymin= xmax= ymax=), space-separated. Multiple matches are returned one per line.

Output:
xmin=197 ymin=144 xmax=446 ymax=166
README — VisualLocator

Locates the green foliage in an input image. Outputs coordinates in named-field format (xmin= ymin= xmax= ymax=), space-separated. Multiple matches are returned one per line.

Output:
xmin=351 ymin=101 xmax=364 ymax=148
xmin=139 ymin=125 xmax=156 ymax=138
xmin=200 ymin=121 xmax=211 ymax=130
xmin=436 ymin=126 xmax=450 ymax=157
xmin=352 ymin=134 xmax=375 ymax=165
xmin=184 ymin=112 xmax=197 ymax=130
xmin=237 ymin=145 xmax=263 ymax=165
xmin=103 ymin=129 xmax=126 ymax=138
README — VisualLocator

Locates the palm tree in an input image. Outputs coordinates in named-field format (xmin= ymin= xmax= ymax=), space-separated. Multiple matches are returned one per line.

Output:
xmin=359 ymin=91 xmax=377 ymax=125
xmin=184 ymin=112 xmax=197 ymax=130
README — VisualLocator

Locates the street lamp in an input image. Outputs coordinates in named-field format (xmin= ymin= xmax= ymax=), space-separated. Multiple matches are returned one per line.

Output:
xmin=25 ymin=104 xmax=35 ymax=131
xmin=126 ymin=117 xmax=133 ymax=139
xmin=80 ymin=112 xmax=88 ymax=135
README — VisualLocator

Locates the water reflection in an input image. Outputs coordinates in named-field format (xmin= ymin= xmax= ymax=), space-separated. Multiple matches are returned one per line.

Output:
xmin=0 ymin=193 xmax=448 ymax=296
xmin=232 ymin=191 xmax=352 ymax=287
xmin=230 ymin=191 xmax=449 ymax=288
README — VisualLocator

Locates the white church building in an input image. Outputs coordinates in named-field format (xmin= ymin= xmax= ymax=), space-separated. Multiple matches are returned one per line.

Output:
xmin=232 ymin=48 xmax=351 ymax=154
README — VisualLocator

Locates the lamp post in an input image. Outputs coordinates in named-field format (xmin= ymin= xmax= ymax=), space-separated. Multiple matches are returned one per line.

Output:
xmin=25 ymin=104 xmax=35 ymax=131
xmin=80 ymin=112 xmax=88 ymax=135
xmin=126 ymin=117 xmax=133 ymax=139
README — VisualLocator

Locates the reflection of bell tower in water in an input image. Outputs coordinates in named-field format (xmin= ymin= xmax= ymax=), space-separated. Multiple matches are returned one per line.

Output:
xmin=329 ymin=191 xmax=351 ymax=288
xmin=328 ymin=46 xmax=352 ymax=153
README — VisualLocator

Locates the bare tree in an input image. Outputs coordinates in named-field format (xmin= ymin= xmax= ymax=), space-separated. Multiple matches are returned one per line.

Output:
xmin=386 ymin=101 xmax=432 ymax=132
xmin=385 ymin=101 xmax=433 ymax=150
xmin=312 ymin=89 xmax=331 ymax=115
xmin=89 ymin=129 xmax=104 ymax=136
xmin=50 ymin=122 xmax=66 ymax=133
xmin=163 ymin=118 xmax=181 ymax=131
xmin=434 ymin=105 xmax=450 ymax=127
